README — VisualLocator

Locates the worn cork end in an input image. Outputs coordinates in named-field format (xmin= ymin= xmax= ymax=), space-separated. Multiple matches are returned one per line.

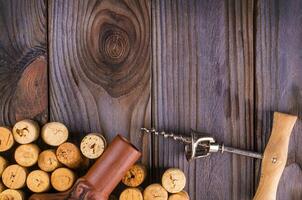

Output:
xmin=162 ymin=168 xmax=186 ymax=194
xmin=0 ymin=127 xmax=14 ymax=152
xmin=2 ymin=165 xmax=27 ymax=189
xmin=143 ymin=184 xmax=168 ymax=200
xmin=120 ymin=188 xmax=143 ymax=200
xmin=122 ymin=164 xmax=147 ymax=187
xmin=27 ymin=170 xmax=50 ymax=193
xmin=56 ymin=142 xmax=83 ymax=169
xmin=80 ymin=133 xmax=107 ymax=159
xmin=0 ymin=189 xmax=24 ymax=200
xmin=15 ymin=144 xmax=40 ymax=167
xmin=168 ymin=191 xmax=190 ymax=200
xmin=38 ymin=150 xmax=61 ymax=172
xmin=41 ymin=122 xmax=69 ymax=146
xmin=51 ymin=168 xmax=75 ymax=192
xmin=13 ymin=119 xmax=40 ymax=144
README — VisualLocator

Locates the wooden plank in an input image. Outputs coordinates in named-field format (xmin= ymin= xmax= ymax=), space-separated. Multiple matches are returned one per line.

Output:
xmin=48 ymin=0 xmax=151 ymax=163
xmin=152 ymin=0 xmax=255 ymax=199
xmin=0 ymin=0 xmax=48 ymax=125
xmin=255 ymin=0 xmax=302 ymax=199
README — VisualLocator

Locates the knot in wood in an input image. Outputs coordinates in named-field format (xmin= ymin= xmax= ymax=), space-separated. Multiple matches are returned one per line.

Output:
xmin=101 ymin=29 xmax=130 ymax=64
xmin=85 ymin=5 xmax=149 ymax=97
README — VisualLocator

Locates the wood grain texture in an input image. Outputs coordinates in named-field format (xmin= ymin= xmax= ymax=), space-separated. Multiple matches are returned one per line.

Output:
xmin=255 ymin=0 xmax=302 ymax=199
xmin=48 ymin=0 xmax=151 ymax=163
xmin=0 ymin=0 xmax=48 ymax=125
xmin=152 ymin=0 xmax=254 ymax=199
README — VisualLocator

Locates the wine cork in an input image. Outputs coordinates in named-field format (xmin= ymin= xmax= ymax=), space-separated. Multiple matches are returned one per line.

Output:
xmin=80 ymin=133 xmax=107 ymax=159
xmin=12 ymin=119 xmax=39 ymax=144
xmin=14 ymin=144 xmax=40 ymax=167
xmin=0 ymin=127 xmax=14 ymax=152
xmin=51 ymin=168 xmax=75 ymax=192
xmin=0 ymin=182 xmax=5 ymax=193
xmin=56 ymin=142 xmax=83 ymax=169
xmin=26 ymin=170 xmax=50 ymax=193
xmin=119 ymin=188 xmax=143 ymax=200
xmin=2 ymin=165 xmax=27 ymax=189
xmin=0 ymin=189 xmax=24 ymax=200
xmin=122 ymin=164 xmax=147 ymax=187
xmin=38 ymin=150 xmax=60 ymax=172
xmin=143 ymin=184 xmax=168 ymax=200
xmin=162 ymin=168 xmax=186 ymax=193
xmin=168 ymin=191 xmax=190 ymax=200
xmin=41 ymin=122 xmax=69 ymax=146
xmin=0 ymin=156 xmax=8 ymax=177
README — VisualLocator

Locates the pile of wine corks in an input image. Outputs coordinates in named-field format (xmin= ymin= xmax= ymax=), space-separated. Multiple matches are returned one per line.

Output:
xmin=0 ymin=119 xmax=107 ymax=200
xmin=120 ymin=164 xmax=190 ymax=200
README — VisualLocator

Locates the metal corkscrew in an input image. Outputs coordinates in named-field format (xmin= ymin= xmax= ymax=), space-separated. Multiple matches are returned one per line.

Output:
xmin=141 ymin=128 xmax=262 ymax=161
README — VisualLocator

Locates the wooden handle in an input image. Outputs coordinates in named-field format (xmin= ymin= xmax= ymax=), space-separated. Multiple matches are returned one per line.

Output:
xmin=253 ymin=112 xmax=297 ymax=200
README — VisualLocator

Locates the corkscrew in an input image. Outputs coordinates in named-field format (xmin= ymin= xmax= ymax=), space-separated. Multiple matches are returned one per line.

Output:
xmin=141 ymin=128 xmax=262 ymax=161
xmin=141 ymin=112 xmax=298 ymax=200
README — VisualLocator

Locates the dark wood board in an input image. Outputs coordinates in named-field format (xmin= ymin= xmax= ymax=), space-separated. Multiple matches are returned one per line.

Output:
xmin=255 ymin=0 xmax=302 ymax=199
xmin=0 ymin=0 xmax=48 ymax=125
xmin=152 ymin=0 xmax=255 ymax=199
xmin=0 ymin=0 xmax=302 ymax=199
xmin=48 ymin=0 xmax=151 ymax=164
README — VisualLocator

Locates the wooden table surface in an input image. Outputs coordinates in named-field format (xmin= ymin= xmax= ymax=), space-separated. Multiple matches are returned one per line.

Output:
xmin=0 ymin=0 xmax=302 ymax=199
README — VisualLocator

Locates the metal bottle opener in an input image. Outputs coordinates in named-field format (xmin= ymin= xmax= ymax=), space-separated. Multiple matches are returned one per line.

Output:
xmin=142 ymin=112 xmax=298 ymax=200
xmin=141 ymin=128 xmax=263 ymax=161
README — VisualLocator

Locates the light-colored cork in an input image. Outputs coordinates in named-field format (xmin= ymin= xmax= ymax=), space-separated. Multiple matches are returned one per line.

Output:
xmin=38 ymin=149 xmax=61 ymax=172
xmin=0 ymin=127 xmax=14 ymax=152
xmin=0 ymin=156 xmax=8 ymax=177
xmin=168 ymin=191 xmax=190 ymax=200
xmin=41 ymin=122 xmax=69 ymax=146
xmin=80 ymin=133 xmax=107 ymax=159
xmin=51 ymin=168 xmax=75 ymax=192
xmin=2 ymin=165 xmax=27 ymax=189
xmin=56 ymin=142 xmax=83 ymax=169
xmin=14 ymin=144 xmax=40 ymax=167
xmin=143 ymin=184 xmax=168 ymax=200
xmin=26 ymin=170 xmax=50 ymax=193
xmin=162 ymin=168 xmax=186 ymax=193
xmin=0 ymin=189 xmax=24 ymax=200
xmin=12 ymin=119 xmax=39 ymax=144
xmin=122 ymin=164 xmax=147 ymax=187
xmin=119 ymin=188 xmax=143 ymax=200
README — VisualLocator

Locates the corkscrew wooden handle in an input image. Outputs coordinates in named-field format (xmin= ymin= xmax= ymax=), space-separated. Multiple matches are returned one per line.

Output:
xmin=253 ymin=112 xmax=297 ymax=200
